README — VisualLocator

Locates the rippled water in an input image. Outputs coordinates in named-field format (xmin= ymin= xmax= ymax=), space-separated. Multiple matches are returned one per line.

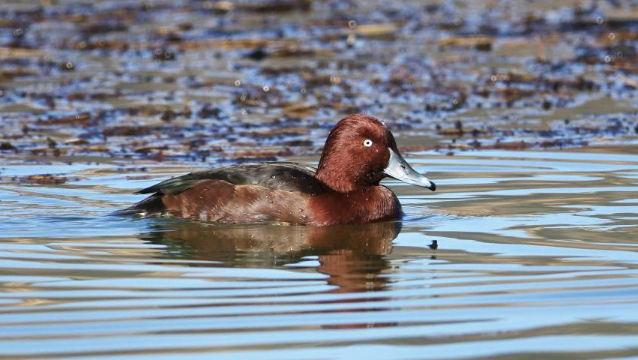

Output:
xmin=2 ymin=149 xmax=638 ymax=360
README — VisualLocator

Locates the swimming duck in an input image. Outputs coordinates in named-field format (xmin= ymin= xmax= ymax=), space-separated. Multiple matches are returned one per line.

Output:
xmin=117 ymin=113 xmax=435 ymax=226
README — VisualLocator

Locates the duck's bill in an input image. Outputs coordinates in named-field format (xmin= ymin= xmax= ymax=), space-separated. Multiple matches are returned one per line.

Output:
xmin=384 ymin=148 xmax=436 ymax=191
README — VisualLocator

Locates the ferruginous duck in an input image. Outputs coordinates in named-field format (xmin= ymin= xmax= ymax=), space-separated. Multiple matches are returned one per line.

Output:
xmin=117 ymin=113 xmax=436 ymax=225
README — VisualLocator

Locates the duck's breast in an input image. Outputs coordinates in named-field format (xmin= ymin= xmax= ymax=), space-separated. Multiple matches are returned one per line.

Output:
xmin=306 ymin=186 xmax=402 ymax=226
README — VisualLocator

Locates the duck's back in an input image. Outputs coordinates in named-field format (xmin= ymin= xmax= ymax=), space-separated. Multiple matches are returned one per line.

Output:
xmin=118 ymin=162 xmax=327 ymax=223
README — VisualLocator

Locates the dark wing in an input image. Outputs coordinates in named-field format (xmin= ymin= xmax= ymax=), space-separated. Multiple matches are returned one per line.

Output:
xmin=135 ymin=162 xmax=326 ymax=196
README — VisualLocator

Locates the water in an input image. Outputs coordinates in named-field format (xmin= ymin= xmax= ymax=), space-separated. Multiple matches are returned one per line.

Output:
xmin=1 ymin=149 xmax=638 ymax=360
xmin=2 ymin=0 xmax=638 ymax=357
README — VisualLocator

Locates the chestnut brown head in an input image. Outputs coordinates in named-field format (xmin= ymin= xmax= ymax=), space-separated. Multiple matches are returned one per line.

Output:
xmin=315 ymin=114 xmax=435 ymax=193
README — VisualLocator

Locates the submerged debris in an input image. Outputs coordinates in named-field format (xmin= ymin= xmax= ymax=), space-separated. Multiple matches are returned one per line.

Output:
xmin=0 ymin=141 xmax=17 ymax=150
xmin=0 ymin=0 xmax=637 ymax=165
xmin=19 ymin=174 xmax=72 ymax=185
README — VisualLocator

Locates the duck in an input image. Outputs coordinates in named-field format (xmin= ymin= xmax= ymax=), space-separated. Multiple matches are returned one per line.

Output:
xmin=116 ymin=113 xmax=436 ymax=226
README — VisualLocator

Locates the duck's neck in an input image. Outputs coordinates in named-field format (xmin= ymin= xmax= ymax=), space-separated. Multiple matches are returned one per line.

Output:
xmin=315 ymin=165 xmax=358 ymax=193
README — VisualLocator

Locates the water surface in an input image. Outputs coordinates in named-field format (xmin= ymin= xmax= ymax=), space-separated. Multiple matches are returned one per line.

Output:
xmin=1 ymin=149 xmax=638 ymax=359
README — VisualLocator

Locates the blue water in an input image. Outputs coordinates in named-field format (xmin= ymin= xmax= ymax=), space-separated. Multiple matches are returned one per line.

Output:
xmin=1 ymin=150 xmax=638 ymax=359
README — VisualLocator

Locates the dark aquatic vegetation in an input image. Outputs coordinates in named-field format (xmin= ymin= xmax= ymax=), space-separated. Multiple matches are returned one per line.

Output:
xmin=1 ymin=0 xmax=638 ymax=162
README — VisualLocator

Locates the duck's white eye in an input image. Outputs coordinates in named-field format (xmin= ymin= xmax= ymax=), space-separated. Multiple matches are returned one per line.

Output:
xmin=363 ymin=139 xmax=373 ymax=147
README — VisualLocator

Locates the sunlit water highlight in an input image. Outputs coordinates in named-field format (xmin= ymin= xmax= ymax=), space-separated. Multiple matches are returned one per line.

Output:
xmin=1 ymin=150 xmax=638 ymax=360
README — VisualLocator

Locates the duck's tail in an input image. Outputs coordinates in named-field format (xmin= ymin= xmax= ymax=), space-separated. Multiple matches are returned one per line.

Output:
xmin=111 ymin=194 xmax=166 ymax=217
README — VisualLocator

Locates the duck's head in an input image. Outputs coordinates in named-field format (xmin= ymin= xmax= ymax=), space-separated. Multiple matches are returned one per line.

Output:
xmin=316 ymin=114 xmax=436 ymax=193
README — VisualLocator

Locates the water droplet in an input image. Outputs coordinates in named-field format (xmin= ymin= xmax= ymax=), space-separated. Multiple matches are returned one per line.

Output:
xmin=596 ymin=17 xmax=604 ymax=25
xmin=346 ymin=33 xmax=356 ymax=47
xmin=13 ymin=28 xmax=24 ymax=36
xmin=65 ymin=62 xmax=74 ymax=70
xmin=300 ymin=88 xmax=307 ymax=94
xmin=490 ymin=75 xmax=497 ymax=82
xmin=262 ymin=85 xmax=270 ymax=92
xmin=348 ymin=20 xmax=357 ymax=28
xmin=453 ymin=99 xmax=459 ymax=105
xmin=604 ymin=55 xmax=611 ymax=63
xmin=609 ymin=32 xmax=616 ymax=40
xmin=234 ymin=79 xmax=241 ymax=86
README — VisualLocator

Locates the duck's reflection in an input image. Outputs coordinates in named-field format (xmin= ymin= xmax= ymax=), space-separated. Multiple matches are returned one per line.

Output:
xmin=140 ymin=220 xmax=401 ymax=293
